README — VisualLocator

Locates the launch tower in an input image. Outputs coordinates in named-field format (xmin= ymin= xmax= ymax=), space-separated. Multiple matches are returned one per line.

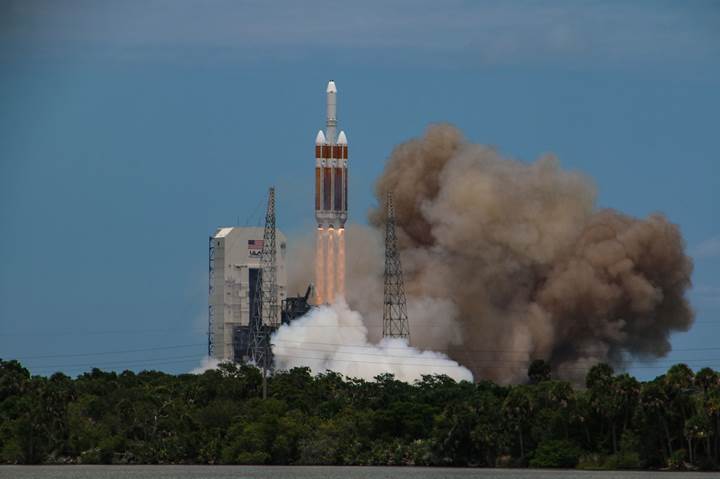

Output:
xmin=314 ymin=81 xmax=348 ymax=304
xmin=247 ymin=187 xmax=279 ymax=372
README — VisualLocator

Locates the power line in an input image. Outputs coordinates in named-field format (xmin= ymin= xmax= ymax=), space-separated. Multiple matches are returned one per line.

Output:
xmin=5 ymin=321 xmax=719 ymax=338
xmin=267 ymin=337 xmax=720 ymax=355
xmin=6 ymin=336 xmax=720 ymax=370
xmin=15 ymin=346 xmax=720 ymax=378
xmin=30 ymin=346 xmax=714 ymax=372
xmin=269 ymin=351 xmax=720 ymax=373
xmin=0 ymin=328 xmax=207 ymax=337
xmin=3 ymin=319 xmax=718 ymax=338
xmin=23 ymin=354 xmax=201 ymax=371
xmin=28 ymin=360 xmax=201 ymax=376
xmin=10 ymin=343 xmax=205 ymax=361
xmin=271 ymin=344 xmax=720 ymax=367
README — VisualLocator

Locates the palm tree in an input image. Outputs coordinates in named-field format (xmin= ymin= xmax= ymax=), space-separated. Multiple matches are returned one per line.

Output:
xmin=614 ymin=373 xmax=641 ymax=448
xmin=586 ymin=363 xmax=620 ymax=453
xmin=695 ymin=368 xmax=720 ymax=464
xmin=684 ymin=411 xmax=711 ymax=464
xmin=641 ymin=381 xmax=673 ymax=457
xmin=503 ymin=385 xmax=533 ymax=461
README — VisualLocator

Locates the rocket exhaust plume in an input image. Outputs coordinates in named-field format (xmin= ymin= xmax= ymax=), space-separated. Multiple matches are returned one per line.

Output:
xmin=337 ymin=228 xmax=346 ymax=297
xmin=314 ymin=228 xmax=325 ymax=305
xmin=364 ymin=124 xmax=694 ymax=382
xmin=327 ymin=227 xmax=336 ymax=302
xmin=272 ymin=300 xmax=473 ymax=383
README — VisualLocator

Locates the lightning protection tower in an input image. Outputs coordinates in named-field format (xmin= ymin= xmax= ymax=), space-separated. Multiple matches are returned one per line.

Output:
xmin=248 ymin=187 xmax=279 ymax=385
xmin=382 ymin=192 xmax=410 ymax=339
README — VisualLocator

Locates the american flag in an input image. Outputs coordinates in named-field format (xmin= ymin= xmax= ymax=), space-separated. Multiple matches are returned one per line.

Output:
xmin=248 ymin=239 xmax=264 ymax=250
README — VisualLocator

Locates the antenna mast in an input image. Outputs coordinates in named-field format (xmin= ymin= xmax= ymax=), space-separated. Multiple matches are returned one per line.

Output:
xmin=382 ymin=192 xmax=410 ymax=339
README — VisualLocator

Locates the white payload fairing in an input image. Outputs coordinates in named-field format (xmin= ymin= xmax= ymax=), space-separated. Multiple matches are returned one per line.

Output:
xmin=314 ymin=80 xmax=348 ymax=304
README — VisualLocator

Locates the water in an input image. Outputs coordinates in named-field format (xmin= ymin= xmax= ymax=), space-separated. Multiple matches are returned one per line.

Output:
xmin=0 ymin=466 xmax=717 ymax=479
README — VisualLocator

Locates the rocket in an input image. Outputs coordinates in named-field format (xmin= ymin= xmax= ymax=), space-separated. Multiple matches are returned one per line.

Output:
xmin=314 ymin=81 xmax=347 ymax=304
xmin=315 ymin=80 xmax=348 ymax=230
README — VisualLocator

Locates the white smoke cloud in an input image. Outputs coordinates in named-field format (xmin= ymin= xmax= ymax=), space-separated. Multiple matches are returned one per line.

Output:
xmin=190 ymin=356 xmax=221 ymax=374
xmin=271 ymin=300 xmax=473 ymax=383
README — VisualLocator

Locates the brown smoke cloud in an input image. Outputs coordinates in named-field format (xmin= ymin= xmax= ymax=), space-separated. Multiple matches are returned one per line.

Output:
xmin=365 ymin=124 xmax=694 ymax=383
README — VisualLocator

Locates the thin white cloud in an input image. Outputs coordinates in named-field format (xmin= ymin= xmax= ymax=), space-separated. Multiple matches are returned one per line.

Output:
xmin=2 ymin=0 xmax=718 ymax=66
xmin=693 ymin=236 xmax=720 ymax=259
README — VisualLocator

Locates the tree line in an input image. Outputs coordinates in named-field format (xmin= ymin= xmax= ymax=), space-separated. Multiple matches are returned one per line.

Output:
xmin=1 ymin=358 xmax=719 ymax=469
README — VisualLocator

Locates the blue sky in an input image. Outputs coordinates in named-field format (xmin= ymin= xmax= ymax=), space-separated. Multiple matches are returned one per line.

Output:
xmin=0 ymin=0 xmax=718 ymax=379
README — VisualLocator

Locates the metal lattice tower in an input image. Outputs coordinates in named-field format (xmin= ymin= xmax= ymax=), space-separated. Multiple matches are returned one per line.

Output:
xmin=382 ymin=192 xmax=410 ymax=339
xmin=248 ymin=187 xmax=279 ymax=372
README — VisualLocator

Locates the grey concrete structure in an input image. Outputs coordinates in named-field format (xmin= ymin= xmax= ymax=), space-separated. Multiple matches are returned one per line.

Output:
xmin=208 ymin=226 xmax=287 ymax=361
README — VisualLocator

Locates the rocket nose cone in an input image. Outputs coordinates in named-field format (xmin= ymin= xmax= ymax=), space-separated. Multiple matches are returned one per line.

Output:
xmin=315 ymin=130 xmax=326 ymax=145
xmin=326 ymin=80 xmax=337 ymax=93
xmin=337 ymin=131 xmax=347 ymax=145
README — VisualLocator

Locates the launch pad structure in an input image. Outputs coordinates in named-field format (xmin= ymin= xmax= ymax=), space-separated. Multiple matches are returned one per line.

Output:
xmin=247 ymin=187 xmax=279 ymax=374
xmin=207 ymin=225 xmax=288 ymax=362
xmin=207 ymin=186 xmax=311 ymax=367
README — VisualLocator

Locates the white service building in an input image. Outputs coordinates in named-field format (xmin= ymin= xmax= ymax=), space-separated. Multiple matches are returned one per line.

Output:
xmin=208 ymin=226 xmax=287 ymax=362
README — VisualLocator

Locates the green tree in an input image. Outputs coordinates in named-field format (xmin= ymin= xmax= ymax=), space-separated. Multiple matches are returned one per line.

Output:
xmin=586 ymin=363 xmax=619 ymax=453
xmin=0 ymin=360 xmax=30 ymax=402
xmin=527 ymin=360 xmax=551 ymax=384
xmin=503 ymin=385 xmax=534 ymax=461
xmin=529 ymin=439 xmax=582 ymax=468
xmin=0 ymin=358 xmax=718 ymax=469
xmin=685 ymin=411 xmax=711 ymax=465
xmin=640 ymin=380 xmax=674 ymax=458
xmin=695 ymin=368 xmax=720 ymax=465
xmin=470 ymin=389 xmax=508 ymax=466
